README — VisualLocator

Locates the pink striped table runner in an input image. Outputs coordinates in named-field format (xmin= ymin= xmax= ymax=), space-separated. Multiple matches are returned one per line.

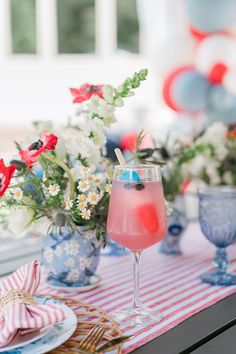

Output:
xmin=39 ymin=223 xmax=236 ymax=353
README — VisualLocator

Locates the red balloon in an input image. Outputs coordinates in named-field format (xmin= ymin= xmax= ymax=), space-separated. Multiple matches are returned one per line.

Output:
xmin=162 ymin=65 xmax=194 ymax=111
xmin=120 ymin=132 xmax=138 ymax=152
xmin=189 ymin=25 xmax=209 ymax=41
xmin=208 ymin=62 xmax=228 ymax=85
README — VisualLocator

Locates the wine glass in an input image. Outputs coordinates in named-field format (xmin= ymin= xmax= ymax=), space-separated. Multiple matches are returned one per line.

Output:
xmin=198 ymin=186 xmax=236 ymax=285
xmin=107 ymin=165 xmax=167 ymax=325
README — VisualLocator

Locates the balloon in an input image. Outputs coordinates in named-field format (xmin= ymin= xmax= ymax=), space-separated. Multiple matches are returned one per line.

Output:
xmin=162 ymin=66 xmax=194 ymax=112
xmin=155 ymin=35 xmax=195 ymax=77
xmin=189 ymin=25 xmax=209 ymax=41
xmin=207 ymin=85 xmax=236 ymax=123
xmin=185 ymin=0 xmax=236 ymax=32
xmin=171 ymin=69 xmax=210 ymax=112
xmin=195 ymin=34 xmax=236 ymax=75
xmin=223 ymin=69 xmax=236 ymax=95
xmin=208 ymin=62 xmax=228 ymax=85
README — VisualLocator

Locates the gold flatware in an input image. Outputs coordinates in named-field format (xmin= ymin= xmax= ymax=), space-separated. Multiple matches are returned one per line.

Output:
xmin=97 ymin=335 xmax=134 ymax=352
xmin=78 ymin=325 xmax=106 ymax=353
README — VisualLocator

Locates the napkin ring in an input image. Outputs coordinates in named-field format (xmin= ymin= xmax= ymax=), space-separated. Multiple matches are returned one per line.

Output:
xmin=0 ymin=289 xmax=35 ymax=318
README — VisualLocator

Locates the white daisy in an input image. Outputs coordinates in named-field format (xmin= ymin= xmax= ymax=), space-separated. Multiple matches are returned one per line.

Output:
xmin=48 ymin=183 xmax=60 ymax=196
xmin=94 ymin=176 xmax=101 ymax=185
xmin=87 ymin=175 xmax=94 ymax=182
xmin=65 ymin=198 xmax=73 ymax=211
xmin=12 ymin=188 xmax=23 ymax=201
xmin=81 ymin=208 xmax=91 ymax=220
xmin=81 ymin=166 xmax=90 ymax=174
xmin=77 ymin=201 xmax=88 ymax=210
xmin=78 ymin=180 xmax=90 ymax=192
xmin=105 ymin=184 xmax=112 ymax=194
xmin=77 ymin=194 xmax=86 ymax=203
xmin=87 ymin=192 xmax=99 ymax=205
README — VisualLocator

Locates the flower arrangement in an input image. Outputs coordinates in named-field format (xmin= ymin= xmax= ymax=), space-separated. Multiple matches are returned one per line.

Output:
xmin=0 ymin=69 xmax=148 ymax=244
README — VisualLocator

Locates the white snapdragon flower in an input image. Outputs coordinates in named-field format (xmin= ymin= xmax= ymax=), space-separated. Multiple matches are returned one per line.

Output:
xmin=102 ymin=85 xmax=114 ymax=104
xmin=12 ymin=188 xmax=23 ymax=201
xmin=7 ymin=206 xmax=34 ymax=237
xmin=48 ymin=184 xmax=60 ymax=196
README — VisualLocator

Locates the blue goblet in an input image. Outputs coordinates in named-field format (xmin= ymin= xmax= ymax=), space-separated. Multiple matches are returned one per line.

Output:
xmin=198 ymin=186 xmax=236 ymax=286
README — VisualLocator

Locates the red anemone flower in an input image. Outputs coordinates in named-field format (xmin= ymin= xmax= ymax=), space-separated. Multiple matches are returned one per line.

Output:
xmin=70 ymin=83 xmax=104 ymax=103
xmin=20 ymin=131 xmax=58 ymax=168
xmin=0 ymin=159 xmax=17 ymax=197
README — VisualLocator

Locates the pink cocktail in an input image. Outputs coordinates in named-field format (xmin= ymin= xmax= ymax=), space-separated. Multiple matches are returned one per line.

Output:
xmin=107 ymin=165 xmax=167 ymax=325
xmin=107 ymin=180 xmax=166 ymax=251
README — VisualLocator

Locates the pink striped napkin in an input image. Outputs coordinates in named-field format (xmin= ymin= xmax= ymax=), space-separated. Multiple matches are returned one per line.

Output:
xmin=0 ymin=260 xmax=66 ymax=347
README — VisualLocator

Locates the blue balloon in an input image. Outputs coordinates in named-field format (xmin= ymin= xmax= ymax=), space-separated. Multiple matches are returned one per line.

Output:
xmin=186 ymin=0 xmax=236 ymax=32
xmin=171 ymin=70 xmax=210 ymax=112
xmin=207 ymin=85 xmax=236 ymax=124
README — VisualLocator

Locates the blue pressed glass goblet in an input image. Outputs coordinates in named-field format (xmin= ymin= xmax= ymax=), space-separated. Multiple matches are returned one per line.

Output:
xmin=198 ymin=186 xmax=236 ymax=286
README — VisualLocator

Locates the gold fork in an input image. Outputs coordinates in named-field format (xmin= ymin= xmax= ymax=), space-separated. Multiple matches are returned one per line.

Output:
xmin=77 ymin=325 xmax=106 ymax=353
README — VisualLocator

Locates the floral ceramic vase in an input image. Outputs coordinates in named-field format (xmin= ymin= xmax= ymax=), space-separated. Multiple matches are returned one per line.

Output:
xmin=101 ymin=237 xmax=129 ymax=256
xmin=159 ymin=195 xmax=187 ymax=255
xmin=42 ymin=225 xmax=101 ymax=287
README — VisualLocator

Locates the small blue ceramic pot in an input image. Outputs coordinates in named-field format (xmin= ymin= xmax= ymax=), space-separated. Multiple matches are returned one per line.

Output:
xmin=101 ymin=237 xmax=129 ymax=256
xmin=159 ymin=195 xmax=187 ymax=255
xmin=42 ymin=226 xmax=101 ymax=287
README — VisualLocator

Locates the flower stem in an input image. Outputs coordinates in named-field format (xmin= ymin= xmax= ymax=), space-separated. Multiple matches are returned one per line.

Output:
xmin=43 ymin=154 xmax=75 ymax=200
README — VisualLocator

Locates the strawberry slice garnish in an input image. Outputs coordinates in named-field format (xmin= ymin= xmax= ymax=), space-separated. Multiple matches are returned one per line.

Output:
xmin=136 ymin=203 xmax=159 ymax=232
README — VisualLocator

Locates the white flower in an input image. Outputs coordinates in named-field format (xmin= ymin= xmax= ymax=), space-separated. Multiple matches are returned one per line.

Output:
xmin=78 ymin=180 xmax=90 ymax=192
xmin=12 ymin=188 xmax=23 ymax=201
xmin=54 ymin=245 xmax=63 ymax=257
xmin=87 ymin=192 xmax=99 ymax=205
xmin=64 ymin=239 xmax=80 ymax=256
xmin=82 ymin=166 xmax=90 ymax=174
xmin=48 ymin=184 xmax=60 ymax=196
xmin=102 ymin=85 xmax=114 ymax=104
xmin=77 ymin=194 xmax=87 ymax=203
xmin=94 ymin=176 xmax=101 ymax=185
xmin=79 ymin=256 xmax=92 ymax=271
xmin=43 ymin=248 xmax=54 ymax=263
xmin=81 ymin=208 xmax=91 ymax=220
xmin=87 ymin=175 xmax=94 ymax=182
xmin=105 ymin=184 xmax=112 ymax=194
xmin=203 ymin=123 xmax=227 ymax=146
xmin=205 ymin=163 xmax=221 ymax=185
xmin=114 ymin=97 xmax=124 ymax=107
xmin=223 ymin=171 xmax=233 ymax=185
xmin=42 ymin=171 xmax=47 ymax=182
xmin=66 ymin=268 xmax=81 ymax=282
xmin=64 ymin=257 xmax=76 ymax=268
xmin=7 ymin=206 xmax=34 ymax=237
xmin=77 ymin=201 xmax=88 ymax=210
xmin=65 ymin=198 xmax=73 ymax=211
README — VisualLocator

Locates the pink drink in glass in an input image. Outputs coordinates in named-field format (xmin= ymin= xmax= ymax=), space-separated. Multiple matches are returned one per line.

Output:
xmin=107 ymin=180 xmax=167 ymax=252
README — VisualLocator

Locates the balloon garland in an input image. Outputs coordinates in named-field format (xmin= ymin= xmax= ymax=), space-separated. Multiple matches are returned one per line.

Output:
xmin=161 ymin=0 xmax=236 ymax=124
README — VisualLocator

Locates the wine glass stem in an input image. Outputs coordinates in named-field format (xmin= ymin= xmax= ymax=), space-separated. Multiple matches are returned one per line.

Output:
xmin=132 ymin=251 xmax=142 ymax=309
xmin=214 ymin=247 xmax=228 ymax=274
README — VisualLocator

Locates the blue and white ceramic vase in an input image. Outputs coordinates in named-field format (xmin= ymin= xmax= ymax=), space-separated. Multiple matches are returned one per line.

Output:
xmin=101 ymin=237 xmax=129 ymax=256
xmin=42 ymin=225 xmax=101 ymax=287
xmin=159 ymin=195 xmax=187 ymax=255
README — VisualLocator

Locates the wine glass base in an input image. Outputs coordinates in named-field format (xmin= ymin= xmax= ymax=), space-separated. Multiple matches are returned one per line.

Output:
xmin=111 ymin=306 xmax=162 ymax=326
xmin=201 ymin=272 xmax=236 ymax=286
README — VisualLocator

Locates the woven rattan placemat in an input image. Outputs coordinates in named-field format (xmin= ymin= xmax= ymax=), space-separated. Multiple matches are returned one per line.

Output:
xmin=43 ymin=296 xmax=124 ymax=354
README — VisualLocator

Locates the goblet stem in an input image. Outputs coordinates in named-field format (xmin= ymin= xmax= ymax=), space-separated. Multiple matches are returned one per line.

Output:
xmin=132 ymin=252 xmax=142 ymax=309
xmin=214 ymin=247 xmax=228 ymax=275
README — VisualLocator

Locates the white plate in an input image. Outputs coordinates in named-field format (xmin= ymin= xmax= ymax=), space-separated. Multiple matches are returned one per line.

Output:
xmin=0 ymin=326 xmax=50 ymax=353
xmin=0 ymin=296 xmax=77 ymax=354
xmin=49 ymin=274 xmax=101 ymax=293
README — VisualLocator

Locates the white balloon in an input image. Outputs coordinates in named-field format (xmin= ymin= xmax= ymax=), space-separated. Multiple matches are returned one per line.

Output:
xmin=223 ymin=69 xmax=236 ymax=95
xmin=154 ymin=35 xmax=195 ymax=77
xmin=195 ymin=34 xmax=236 ymax=75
